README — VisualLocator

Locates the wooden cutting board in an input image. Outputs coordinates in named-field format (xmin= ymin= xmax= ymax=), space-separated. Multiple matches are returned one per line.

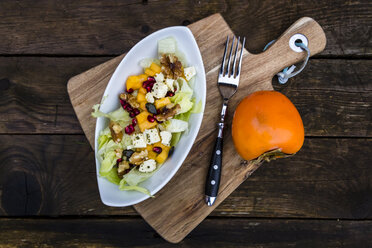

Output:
xmin=67 ymin=13 xmax=326 ymax=243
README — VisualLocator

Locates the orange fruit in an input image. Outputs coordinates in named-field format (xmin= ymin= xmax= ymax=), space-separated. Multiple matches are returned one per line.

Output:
xmin=232 ymin=90 xmax=304 ymax=160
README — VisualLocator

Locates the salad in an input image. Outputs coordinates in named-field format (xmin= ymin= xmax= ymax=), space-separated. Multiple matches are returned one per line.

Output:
xmin=92 ymin=37 xmax=201 ymax=196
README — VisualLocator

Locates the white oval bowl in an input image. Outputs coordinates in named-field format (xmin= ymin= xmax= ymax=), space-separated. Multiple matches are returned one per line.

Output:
xmin=94 ymin=26 xmax=206 ymax=207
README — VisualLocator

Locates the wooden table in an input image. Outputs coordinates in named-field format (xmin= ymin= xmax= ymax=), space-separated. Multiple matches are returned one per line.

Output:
xmin=0 ymin=1 xmax=371 ymax=247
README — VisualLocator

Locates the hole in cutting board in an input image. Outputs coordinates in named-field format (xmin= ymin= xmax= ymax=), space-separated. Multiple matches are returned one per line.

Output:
xmin=289 ymin=34 xmax=308 ymax=53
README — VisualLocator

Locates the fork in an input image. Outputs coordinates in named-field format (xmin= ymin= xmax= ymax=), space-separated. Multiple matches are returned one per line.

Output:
xmin=205 ymin=36 xmax=246 ymax=206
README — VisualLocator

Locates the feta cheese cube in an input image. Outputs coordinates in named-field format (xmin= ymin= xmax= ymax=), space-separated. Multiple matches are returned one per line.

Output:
xmin=183 ymin=66 xmax=196 ymax=81
xmin=154 ymin=72 xmax=164 ymax=83
xmin=131 ymin=133 xmax=147 ymax=148
xmin=164 ymin=78 xmax=175 ymax=91
xmin=160 ymin=131 xmax=172 ymax=146
xmin=144 ymin=128 xmax=161 ymax=145
xmin=151 ymin=82 xmax=168 ymax=98
xmin=145 ymin=92 xmax=155 ymax=103
xmin=139 ymin=159 xmax=157 ymax=173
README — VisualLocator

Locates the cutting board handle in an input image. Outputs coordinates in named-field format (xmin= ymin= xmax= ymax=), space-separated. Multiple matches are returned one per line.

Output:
xmin=251 ymin=17 xmax=326 ymax=80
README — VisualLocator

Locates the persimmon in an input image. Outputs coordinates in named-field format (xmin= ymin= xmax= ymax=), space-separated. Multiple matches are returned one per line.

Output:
xmin=232 ymin=90 xmax=304 ymax=161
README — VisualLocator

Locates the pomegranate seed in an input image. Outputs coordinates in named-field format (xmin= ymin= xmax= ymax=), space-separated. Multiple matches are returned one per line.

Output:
xmin=166 ymin=91 xmax=175 ymax=97
xmin=123 ymin=103 xmax=130 ymax=110
xmin=127 ymin=106 xmax=133 ymax=112
xmin=174 ymin=86 xmax=177 ymax=92
xmin=143 ymin=80 xmax=155 ymax=91
xmin=125 ymin=125 xmax=135 ymax=134
xmin=142 ymin=81 xmax=150 ymax=88
xmin=120 ymin=99 xmax=126 ymax=106
xmin=126 ymin=88 xmax=134 ymax=93
xmin=133 ymin=108 xmax=140 ymax=115
xmin=147 ymin=115 xmax=155 ymax=123
xmin=124 ymin=126 xmax=130 ymax=134
xmin=132 ymin=118 xmax=137 ymax=126
xmin=153 ymin=147 xmax=162 ymax=154
xmin=147 ymin=76 xmax=155 ymax=82
xmin=129 ymin=111 xmax=136 ymax=118
xmin=116 ymin=158 xmax=123 ymax=165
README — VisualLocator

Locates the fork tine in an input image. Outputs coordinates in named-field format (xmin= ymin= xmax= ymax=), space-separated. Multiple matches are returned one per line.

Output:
xmin=226 ymin=36 xmax=235 ymax=77
xmin=219 ymin=36 xmax=229 ymax=76
xmin=231 ymin=36 xmax=240 ymax=78
xmin=236 ymin=37 xmax=246 ymax=77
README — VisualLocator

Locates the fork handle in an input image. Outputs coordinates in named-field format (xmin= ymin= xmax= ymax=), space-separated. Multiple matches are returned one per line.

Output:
xmin=205 ymin=101 xmax=227 ymax=206
xmin=205 ymin=132 xmax=223 ymax=200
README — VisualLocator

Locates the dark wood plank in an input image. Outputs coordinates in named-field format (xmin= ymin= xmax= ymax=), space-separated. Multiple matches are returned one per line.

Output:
xmin=0 ymin=218 xmax=371 ymax=247
xmin=1 ymin=58 xmax=370 ymax=136
xmin=0 ymin=57 xmax=110 ymax=134
xmin=0 ymin=135 xmax=371 ymax=218
xmin=0 ymin=0 xmax=370 ymax=56
xmin=226 ymin=0 xmax=372 ymax=57
xmin=273 ymin=59 xmax=372 ymax=137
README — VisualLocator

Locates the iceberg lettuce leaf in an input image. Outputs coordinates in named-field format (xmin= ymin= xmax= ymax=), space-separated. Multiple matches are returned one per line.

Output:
xmin=92 ymin=104 xmax=131 ymax=123
xmin=158 ymin=37 xmax=177 ymax=55
xmin=98 ymin=127 xmax=111 ymax=150
xmin=100 ymin=150 xmax=117 ymax=174
xmin=163 ymin=119 xmax=188 ymax=133
xmin=122 ymin=167 xmax=158 ymax=186
xmin=177 ymin=77 xmax=193 ymax=95
xmin=175 ymin=49 xmax=187 ymax=67
xmin=176 ymin=96 xmax=193 ymax=114
xmin=100 ymin=167 xmax=121 ymax=185
xmin=170 ymin=78 xmax=194 ymax=113
xmin=170 ymin=132 xmax=182 ymax=147
xmin=175 ymin=111 xmax=192 ymax=122
xmin=118 ymin=167 xmax=160 ymax=196
xmin=191 ymin=99 xmax=203 ymax=113
xmin=97 ymin=139 xmax=122 ymax=174
xmin=120 ymin=134 xmax=133 ymax=150
xmin=139 ymin=58 xmax=160 ymax=68
xmin=98 ymin=133 xmax=110 ymax=150
xmin=188 ymin=77 xmax=195 ymax=88
xmin=119 ymin=182 xmax=153 ymax=197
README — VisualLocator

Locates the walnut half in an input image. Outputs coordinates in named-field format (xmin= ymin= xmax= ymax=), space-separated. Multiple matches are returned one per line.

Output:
xmin=129 ymin=150 xmax=148 ymax=165
xmin=156 ymin=104 xmax=181 ymax=122
xmin=160 ymin=54 xmax=183 ymax=79
xmin=119 ymin=93 xmax=140 ymax=108
xmin=109 ymin=121 xmax=123 ymax=143
xmin=118 ymin=160 xmax=130 ymax=178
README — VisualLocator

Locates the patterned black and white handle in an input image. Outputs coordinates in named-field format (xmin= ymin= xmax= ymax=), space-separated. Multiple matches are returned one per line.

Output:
xmin=205 ymin=101 xmax=227 ymax=206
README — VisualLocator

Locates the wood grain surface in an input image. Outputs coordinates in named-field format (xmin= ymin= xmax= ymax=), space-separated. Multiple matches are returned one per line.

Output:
xmin=0 ymin=218 xmax=371 ymax=248
xmin=67 ymin=14 xmax=328 ymax=242
xmin=1 ymin=58 xmax=371 ymax=136
xmin=0 ymin=0 xmax=371 ymax=246
xmin=0 ymin=136 xmax=371 ymax=219
xmin=0 ymin=0 xmax=370 ymax=56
